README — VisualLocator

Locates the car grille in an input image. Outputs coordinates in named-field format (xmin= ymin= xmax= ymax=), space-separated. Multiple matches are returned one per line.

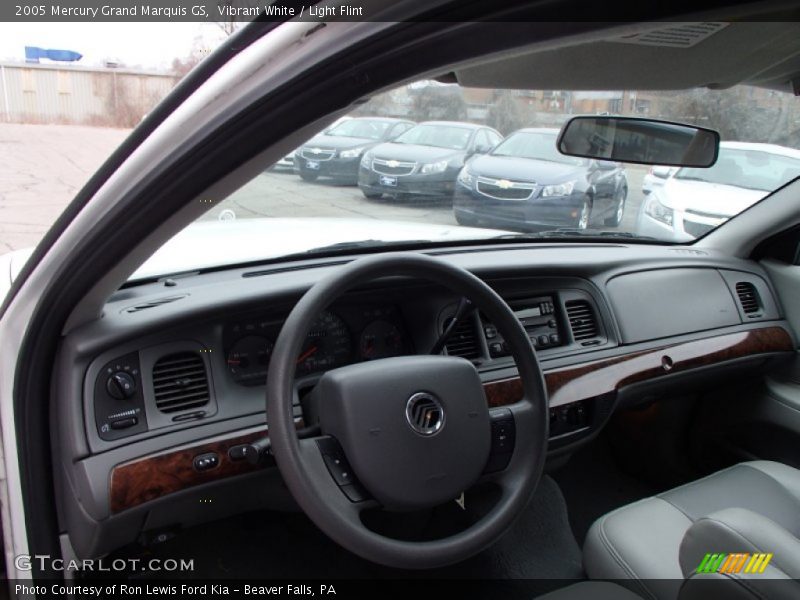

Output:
xmin=476 ymin=177 xmax=536 ymax=200
xmin=300 ymin=148 xmax=335 ymax=161
xmin=683 ymin=219 xmax=715 ymax=238
xmin=372 ymin=158 xmax=416 ymax=176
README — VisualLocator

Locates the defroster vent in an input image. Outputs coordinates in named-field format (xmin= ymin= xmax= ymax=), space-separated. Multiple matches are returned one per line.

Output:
xmin=565 ymin=300 xmax=598 ymax=341
xmin=735 ymin=282 xmax=761 ymax=314
xmin=444 ymin=317 xmax=481 ymax=359
xmin=152 ymin=352 xmax=210 ymax=413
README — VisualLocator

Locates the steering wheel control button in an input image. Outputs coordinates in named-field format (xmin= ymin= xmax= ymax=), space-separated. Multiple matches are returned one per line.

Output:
xmin=405 ymin=392 xmax=445 ymax=436
xmin=484 ymin=409 xmax=516 ymax=474
xmin=317 ymin=438 xmax=369 ymax=502
xmin=340 ymin=483 xmax=369 ymax=503
xmin=193 ymin=452 xmax=219 ymax=472
xmin=322 ymin=454 xmax=354 ymax=486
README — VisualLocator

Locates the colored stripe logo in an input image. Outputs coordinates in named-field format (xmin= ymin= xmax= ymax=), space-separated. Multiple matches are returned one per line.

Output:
xmin=696 ymin=552 xmax=773 ymax=574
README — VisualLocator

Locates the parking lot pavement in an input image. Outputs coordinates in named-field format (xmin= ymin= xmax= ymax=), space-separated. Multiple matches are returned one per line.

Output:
xmin=0 ymin=123 xmax=131 ymax=253
xmin=0 ymin=122 xmax=647 ymax=254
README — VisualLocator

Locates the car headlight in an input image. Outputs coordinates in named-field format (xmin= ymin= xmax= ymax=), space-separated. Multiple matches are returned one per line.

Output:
xmin=541 ymin=181 xmax=576 ymax=197
xmin=457 ymin=168 xmax=475 ymax=187
xmin=340 ymin=146 xmax=366 ymax=159
xmin=420 ymin=160 xmax=449 ymax=175
xmin=644 ymin=195 xmax=674 ymax=226
xmin=360 ymin=152 xmax=373 ymax=168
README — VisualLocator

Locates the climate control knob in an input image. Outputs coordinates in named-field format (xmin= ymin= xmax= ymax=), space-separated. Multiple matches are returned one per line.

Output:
xmin=106 ymin=372 xmax=136 ymax=399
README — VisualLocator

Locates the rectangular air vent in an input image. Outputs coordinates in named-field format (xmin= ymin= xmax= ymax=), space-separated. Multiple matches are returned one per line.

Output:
xmin=565 ymin=300 xmax=598 ymax=341
xmin=152 ymin=352 xmax=210 ymax=413
xmin=444 ymin=317 xmax=481 ymax=359
xmin=735 ymin=282 xmax=761 ymax=315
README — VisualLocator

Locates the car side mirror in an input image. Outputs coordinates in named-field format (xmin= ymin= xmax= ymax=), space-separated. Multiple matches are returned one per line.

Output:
xmin=595 ymin=160 xmax=617 ymax=171
xmin=652 ymin=166 xmax=673 ymax=179
xmin=474 ymin=144 xmax=491 ymax=155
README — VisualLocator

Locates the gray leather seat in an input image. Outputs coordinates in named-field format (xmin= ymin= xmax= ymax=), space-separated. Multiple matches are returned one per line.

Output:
xmin=583 ymin=461 xmax=800 ymax=600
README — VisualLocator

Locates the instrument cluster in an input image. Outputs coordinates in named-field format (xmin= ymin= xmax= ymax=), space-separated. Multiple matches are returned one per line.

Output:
xmin=223 ymin=303 xmax=411 ymax=385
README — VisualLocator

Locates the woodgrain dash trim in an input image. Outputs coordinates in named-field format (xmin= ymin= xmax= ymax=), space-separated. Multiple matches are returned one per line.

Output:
xmin=111 ymin=327 xmax=792 ymax=514
xmin=484 ymin=326 xmax=793 ymax=408
xmin=110 ymin=429 xmax=268 ymax=514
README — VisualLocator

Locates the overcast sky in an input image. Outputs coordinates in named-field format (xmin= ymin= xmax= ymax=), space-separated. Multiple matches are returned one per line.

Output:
xmin=0 ymin=23 xmax=228 ymax=70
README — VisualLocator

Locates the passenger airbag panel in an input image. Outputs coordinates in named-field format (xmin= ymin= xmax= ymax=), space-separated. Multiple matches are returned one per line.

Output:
xmin=607 ymin=268 xmax=740 ymax=343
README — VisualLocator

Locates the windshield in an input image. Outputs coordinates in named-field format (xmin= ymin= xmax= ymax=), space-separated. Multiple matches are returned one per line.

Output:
xmin=492 ymin=131 xmax=585 ymax=165
xmin=674 ymin=147 xmax=800 ymax=192
xmin=326 ymin=119 xmax=392 ymax=140
xmin=393 ymin=124 xmax=473 ymax=150
xmin=133 ymin=82 xmax=800 ymax=281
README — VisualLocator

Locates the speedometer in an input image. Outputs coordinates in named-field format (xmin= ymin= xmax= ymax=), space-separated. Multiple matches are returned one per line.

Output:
xmin=296 ymin=311 xmax=352 ymax=375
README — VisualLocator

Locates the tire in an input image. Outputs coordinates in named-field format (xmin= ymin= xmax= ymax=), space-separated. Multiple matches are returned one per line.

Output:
xmin=455 ymin=211 xmax=477 ymax=227
xmin=577 ymin=197 xmax=591 ymax=230
xmin=604 ymin=185 xmax=627 ymax=227
xmin=299 ymin=170 xmax=319 ymax=182
xmin=361 ymin=189 xmax=383 ymax=199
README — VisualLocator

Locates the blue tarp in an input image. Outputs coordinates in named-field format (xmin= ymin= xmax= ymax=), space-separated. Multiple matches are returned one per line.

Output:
xmin=24 ymin=46 xmax=83 ymax=63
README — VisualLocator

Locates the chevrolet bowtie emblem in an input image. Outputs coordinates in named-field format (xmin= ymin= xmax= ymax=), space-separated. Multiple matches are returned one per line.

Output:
xmin=497 ymin=179 xmax=513 ymax=189
xmin=387 ymin=160 xmax=400 ymax=168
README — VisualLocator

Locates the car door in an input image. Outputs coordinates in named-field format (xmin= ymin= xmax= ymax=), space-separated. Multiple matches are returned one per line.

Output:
xmin=591 ymin=160 xmax=620 ymax=216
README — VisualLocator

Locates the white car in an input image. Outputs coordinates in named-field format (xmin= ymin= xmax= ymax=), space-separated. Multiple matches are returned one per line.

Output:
xmin=637 ymin=142 xmax=800 ymax=241
xmin=641 ymin=165 xmax=676 ymax=195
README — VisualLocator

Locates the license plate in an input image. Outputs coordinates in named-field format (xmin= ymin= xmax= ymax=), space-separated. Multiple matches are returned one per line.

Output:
xmin=379 ymin=175 xmax=397 ymax=187
xmin=306 ymin=160 xmax=320 ymax=170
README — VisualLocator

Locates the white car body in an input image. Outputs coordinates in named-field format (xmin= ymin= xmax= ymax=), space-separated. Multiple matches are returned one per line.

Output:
xmin=637 ymin=142 xmax=800 ymax=241
xmin=641 ymin=165 xmax=677 ymax=195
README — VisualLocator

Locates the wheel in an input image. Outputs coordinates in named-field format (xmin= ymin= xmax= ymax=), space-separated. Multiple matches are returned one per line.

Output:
xmin=577 ymin=197 xmax=591 ymax=229
xmin=361 ymin=189 xmax=382 ymax=199
xmin=266 ymin=253 xmax=548 ymax=569
xmin=299 ymin=170 xmax=319 ymax=182
xmin=454 ymin=211 xmax=477 ymax=227
xmin=604 ymin=185 xmax=627 ymax=227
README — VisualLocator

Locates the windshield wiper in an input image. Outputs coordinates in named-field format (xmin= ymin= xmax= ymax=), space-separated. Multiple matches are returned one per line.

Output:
xmin=493 ymin=229 xmax=659 ymax=241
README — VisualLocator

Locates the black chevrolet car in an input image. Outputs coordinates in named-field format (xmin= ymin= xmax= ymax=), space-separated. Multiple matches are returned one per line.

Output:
xmin=295 ymin=117 xmax=415 ymax=184
xmin=453 ymin=128 xmax=628 ymax=231
xmin=358 ymin=121 xmax=503 ymax=200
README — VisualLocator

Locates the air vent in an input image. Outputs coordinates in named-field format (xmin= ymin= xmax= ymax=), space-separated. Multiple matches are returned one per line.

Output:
xmin=735 ymin=282 xmax=761 ymax=315
xmin=565 ymin=300 xmax=599 ymax=341
xmin=444 ymin=317 xmax=481 ymax=359
xmin=152 ymin=352 xmax=210 ymax=413
xmin=123 ymin=295 xmax=187 ymax=313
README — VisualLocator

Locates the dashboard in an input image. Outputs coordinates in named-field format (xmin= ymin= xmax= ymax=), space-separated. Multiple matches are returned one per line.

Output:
xmin=54 ymin=243 xmax=796 ymax=560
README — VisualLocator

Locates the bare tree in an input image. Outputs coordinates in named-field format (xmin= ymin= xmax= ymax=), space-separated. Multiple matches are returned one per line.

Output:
xmin=486 ymin=90 xmax=526 ymax=134
xmin=410 ymin=84 xmax=468 ymax=121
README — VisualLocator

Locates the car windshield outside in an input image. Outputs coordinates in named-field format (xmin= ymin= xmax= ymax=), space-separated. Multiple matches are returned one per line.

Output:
xmin=133 ymin=82 xmax=800 ymax=280
xmin=393 ymin=124 xmax=473 ymax=149
xmin=325 ymin=118 xmax=392 ymax=140
xmin=492 ymin=131 xmax=585 ymax=166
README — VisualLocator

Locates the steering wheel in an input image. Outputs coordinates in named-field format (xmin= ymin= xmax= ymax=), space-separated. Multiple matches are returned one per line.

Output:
xmin=266 ymin=253 xmax=548 ymax=569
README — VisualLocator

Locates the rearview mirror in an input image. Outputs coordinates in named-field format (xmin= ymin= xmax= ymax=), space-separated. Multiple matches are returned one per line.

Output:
xmin=557 ymin=116 xmax=719 ymax=168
